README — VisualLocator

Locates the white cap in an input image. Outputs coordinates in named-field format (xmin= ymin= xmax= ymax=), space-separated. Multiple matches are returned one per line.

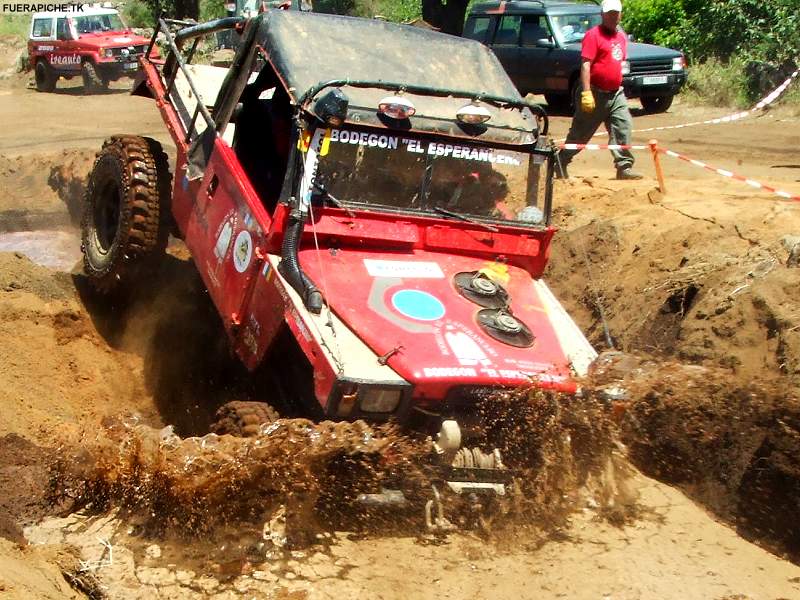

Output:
xmin=601 ymin=0 xmax=622 ymax=12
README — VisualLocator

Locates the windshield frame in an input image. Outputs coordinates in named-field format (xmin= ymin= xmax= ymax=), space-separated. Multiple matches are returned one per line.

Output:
xmin=298 ymin=124 xmax=553 ymax=229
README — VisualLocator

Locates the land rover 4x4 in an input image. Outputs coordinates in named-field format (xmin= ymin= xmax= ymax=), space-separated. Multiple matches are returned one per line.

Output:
xmin=79 ymin=11 xmax=598 ymax=526
xmin=28 ymin=5 xmax=154 ymax=93
xmin=464 ymin=0 xmax=687 ymax=113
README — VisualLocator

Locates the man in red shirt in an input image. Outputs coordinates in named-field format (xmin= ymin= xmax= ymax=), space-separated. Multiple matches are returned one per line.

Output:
xmin=558 ymin=0 xmax=643 ymax=180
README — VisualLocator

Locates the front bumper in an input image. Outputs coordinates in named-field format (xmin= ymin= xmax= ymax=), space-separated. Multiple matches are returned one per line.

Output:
xmin=95 ymin=59 xmax=143 ymax=80
xmin=623 ymin=71 xmax=687 ymax=99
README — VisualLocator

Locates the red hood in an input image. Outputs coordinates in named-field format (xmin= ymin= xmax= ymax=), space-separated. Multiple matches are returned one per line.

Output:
xmin=300 ymin=247 xmax=579 ymax=400
xmin=76 ymin=31 xmax=150 ymax=49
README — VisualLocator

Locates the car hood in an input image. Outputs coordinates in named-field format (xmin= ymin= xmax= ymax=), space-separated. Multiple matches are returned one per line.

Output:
xmin=563 ymin=40 xmax=681 ymax=61
xmin=627 ymin=42 xmax=681 ymax=61
xmin=300 ymin=247 xmax=597 ymax=398
xmin=76 ymin=32 xmax=150 ymax=48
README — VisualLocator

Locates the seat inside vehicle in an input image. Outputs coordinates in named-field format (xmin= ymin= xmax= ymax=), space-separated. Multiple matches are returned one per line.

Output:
xmin=231 ymin=66 xmax=293 ymax=214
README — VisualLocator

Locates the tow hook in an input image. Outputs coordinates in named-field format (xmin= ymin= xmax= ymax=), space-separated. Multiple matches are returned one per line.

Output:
xmin=424 ymin=484 xmax=456 ymax=532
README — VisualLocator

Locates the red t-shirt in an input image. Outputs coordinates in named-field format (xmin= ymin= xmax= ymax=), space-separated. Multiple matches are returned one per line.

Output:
xmin=581 ymin=25 xmax=627 ymax=92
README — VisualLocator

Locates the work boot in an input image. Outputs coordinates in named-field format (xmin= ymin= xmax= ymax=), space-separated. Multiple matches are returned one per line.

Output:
xmin=616 ymin=167 xmax=643 ymax=180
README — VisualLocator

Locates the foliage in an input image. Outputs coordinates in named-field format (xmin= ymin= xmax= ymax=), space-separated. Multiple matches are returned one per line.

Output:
xmin=621 ymin=0 xmax=684 ymax=49
xmin=123 ymin=0 xmax=156 ymax=27
xmin=679 ymin=0 xmax=800 ymax=65
xmin=681 ymin=57 xmax=750 ymax=108
xmin=0 ymin=14 xmax=28 ymax=40
xmin=200 ymin=0 xmax=227 ymax=21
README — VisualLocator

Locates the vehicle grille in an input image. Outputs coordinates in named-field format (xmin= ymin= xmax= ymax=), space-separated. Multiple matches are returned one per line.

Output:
xmin=111 ymin=44 xmax=147 ymax=57
xmin=630 ymin=59 xmax=672 ymax=75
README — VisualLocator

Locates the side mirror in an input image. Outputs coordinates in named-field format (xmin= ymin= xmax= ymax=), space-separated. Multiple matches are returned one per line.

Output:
xmin=535 ymin=38 xmax=556 ymax=49
xmin=627 ymin=33 xmax=635 ymax=42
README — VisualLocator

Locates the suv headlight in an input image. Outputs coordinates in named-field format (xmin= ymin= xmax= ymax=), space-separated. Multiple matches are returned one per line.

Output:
xmin=621 ymin=60 xmax=630 ymax=76
xmin=672 ymin=55 xmax=686 ymax=71
xmin=103 ymin=48 xmax=114 ymax=58
xmin=360 ymin=388 xmax=403 ymax=413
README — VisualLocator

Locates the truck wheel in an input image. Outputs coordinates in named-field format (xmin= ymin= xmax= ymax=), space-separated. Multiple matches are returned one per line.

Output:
xmin=81 ymin=136 xmax=171 ymax=293
xmin=35 ymin=60 xmax=56 ymax=92
xmin=81 ymin=61 xmax=107 ymax=94
xmin=641 ymin=95 xmax=674 ymax=114
xmin=212 ymin=401 xmax=279 ymax=437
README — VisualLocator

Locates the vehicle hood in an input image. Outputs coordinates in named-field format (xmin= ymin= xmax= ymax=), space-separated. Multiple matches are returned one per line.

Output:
xmin=76 ymin=32 xmax=150 ymax=48
xmin=562 ymin=40 xmax=681 ymax=61
xmin=626 ymin=42 xmax=681 ymax=61
xmin=300 ymin=247 xmax=596 ymax=398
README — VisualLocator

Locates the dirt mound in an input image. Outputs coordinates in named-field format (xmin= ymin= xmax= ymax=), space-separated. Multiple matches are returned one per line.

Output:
xmin=548 ymin=179 xmax=800 ymax=387
xmin=0 ymin=149 xmax=95 ymax=227
xmin=589 ymin=352 xmax=800 ymax=558
xmin=0 ymin=434 xmax=52 ymax=545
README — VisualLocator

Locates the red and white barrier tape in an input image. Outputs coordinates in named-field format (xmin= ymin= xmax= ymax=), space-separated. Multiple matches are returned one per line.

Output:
xmin=557 ymin=67 xmax=799 ymax=141
xmin=556 ymin=141 xmax=800 ymax=201
xmin=632 ymin=68 xmax=798 ymax=133
xmin=660 ymin=149 xmax=800 ymax=201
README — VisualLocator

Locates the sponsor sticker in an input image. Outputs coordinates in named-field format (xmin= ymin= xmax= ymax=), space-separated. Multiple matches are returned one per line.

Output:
xmin=364 ymin=259 xmax=444 ymax=279
xmin=214 ymin=217 xmax=234 ymax=260
xmin=391 ymin=289 xmax=445 ymax=322
xmin=233 ymin=230 xmax=253 ymax=273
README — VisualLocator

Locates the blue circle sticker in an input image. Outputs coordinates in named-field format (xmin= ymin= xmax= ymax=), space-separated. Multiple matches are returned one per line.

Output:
xmin=391 ymin=289 xmax=446 ymax=321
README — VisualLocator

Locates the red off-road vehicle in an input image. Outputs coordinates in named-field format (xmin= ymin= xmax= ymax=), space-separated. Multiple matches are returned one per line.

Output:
xmin=80 ymin=11 xmax=596 ymax=526
xmin=28 ymin=6 xmax=153 ymax=93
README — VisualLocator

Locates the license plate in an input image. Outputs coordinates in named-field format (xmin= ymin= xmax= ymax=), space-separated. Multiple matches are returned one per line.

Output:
xmin=642 ymin=75 xmax=668 ymax=86
xmin=123 ymin=62 xmax=138 ymax=71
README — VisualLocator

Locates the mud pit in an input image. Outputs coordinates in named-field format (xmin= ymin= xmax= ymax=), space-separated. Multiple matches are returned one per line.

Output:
xmin=1 ymin=70 xmax=800 ymax=598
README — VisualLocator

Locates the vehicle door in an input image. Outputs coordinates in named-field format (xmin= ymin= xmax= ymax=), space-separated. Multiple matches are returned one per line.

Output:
xmin=54 ymin=17 xmax=81 ymax=73
xmin=181 ymin=62 xmax=275 ymax=335
xmin=517 ymin=14 xmax=555 ymax=93
xmin=489 ymin=14 xmax=523 ymax=91
xmin=29 ymin=16 xmax=56 ymax=61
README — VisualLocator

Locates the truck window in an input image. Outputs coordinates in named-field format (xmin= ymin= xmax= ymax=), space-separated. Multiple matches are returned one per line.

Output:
xmin=520 ymin=16 xmax=549 ymax=47
xmin=463 ymin=16 xmax=491 ymax=43
xmin=56 ymin=18 xmax=71 ymax=41
xmin=494 ymin=15 xmax=521 ymax=46
xmin=32 ymin=18 xmax=54 ymax=38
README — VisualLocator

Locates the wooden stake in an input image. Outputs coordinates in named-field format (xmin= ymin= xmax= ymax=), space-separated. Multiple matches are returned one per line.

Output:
xmin=649 ymin=139 xmax=666 ymax=194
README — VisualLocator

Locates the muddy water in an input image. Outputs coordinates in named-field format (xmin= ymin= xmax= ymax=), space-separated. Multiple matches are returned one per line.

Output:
xmin=0 ymin=229 xmax=80 ymax=271
xmin=49 ymin=389 xmax=625 ymax=549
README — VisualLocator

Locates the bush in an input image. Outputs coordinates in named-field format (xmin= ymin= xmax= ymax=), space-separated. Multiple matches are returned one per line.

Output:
xmin=200 ymin=0 xmax=226 ymax=21
xmin=682 ymin=57 xmax=750 ymax=108
xmin=123 ymin=0 xmax=156 ymax=27
xmin=622 ymin=0 xmax=685 ymax=49
xmin=0 ymin=14 xmax=29 ymax=40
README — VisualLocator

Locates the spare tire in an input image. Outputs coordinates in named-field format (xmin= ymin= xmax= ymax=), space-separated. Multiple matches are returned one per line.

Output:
xmin=81 ymin=136 xmax=171 ymax=293
xmin=212 ymin=401 xmax=280 ymax=437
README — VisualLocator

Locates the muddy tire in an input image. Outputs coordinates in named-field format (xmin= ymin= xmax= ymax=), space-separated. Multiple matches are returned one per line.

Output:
xmin=81 ymin=136 xmax=171 ymax=293
xmin=81 ymin=61 xmax=107 ymax=94
xmin=35 ymin=60 xmax=55 ymax=93
xmin=212 ymin=401 xmax=279 ymax=437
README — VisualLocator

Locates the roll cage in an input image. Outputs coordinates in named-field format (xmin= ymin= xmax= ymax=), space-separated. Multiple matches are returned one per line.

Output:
xmin=146 ymin=12 xmax=558 ymax=226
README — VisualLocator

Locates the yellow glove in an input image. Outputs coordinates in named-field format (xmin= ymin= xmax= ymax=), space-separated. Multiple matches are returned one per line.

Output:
xmin=580 ymin=90 xmax=595 ymax=113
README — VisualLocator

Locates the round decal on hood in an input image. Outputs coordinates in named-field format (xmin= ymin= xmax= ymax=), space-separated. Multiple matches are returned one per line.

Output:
xmin=391 ymin=289 xmax=445 ymax=321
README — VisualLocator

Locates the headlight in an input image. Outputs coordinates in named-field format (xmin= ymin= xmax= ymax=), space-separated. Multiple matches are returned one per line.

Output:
xmin=672 ymin=55 xmax=686 ymax=71
xmin=360 ymin=388 xmax=403 ymax=413
xmin=103 ymin=48 xmax=114 ymax=58
xmin=621 ymin=60 xmax=630 ymax=76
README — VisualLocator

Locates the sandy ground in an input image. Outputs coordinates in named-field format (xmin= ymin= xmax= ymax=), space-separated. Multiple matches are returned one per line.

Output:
xmin=0 ymin=61 xmax=799 ymax=599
